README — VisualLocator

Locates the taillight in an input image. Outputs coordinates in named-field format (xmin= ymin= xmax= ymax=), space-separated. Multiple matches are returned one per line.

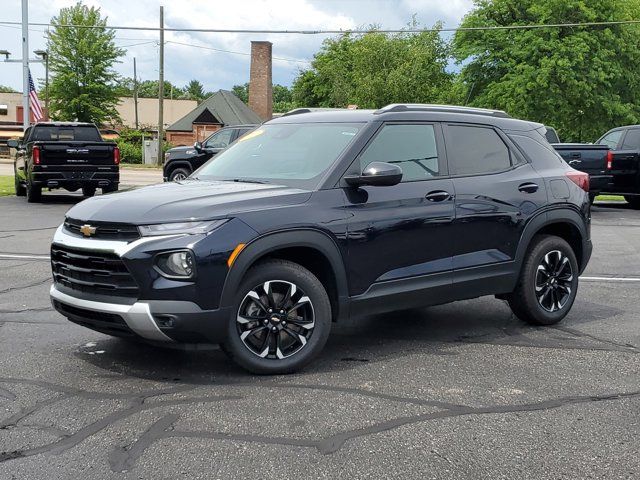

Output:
xmin=566 ymin=170 xmax=589 ymax=192
xmin=113 ymin=146 xmax=120 ymax=165
xmin=33 ymin=146 xmax=40 ymax=165
xmin=606 ymin=150 xmax=613 ymax=170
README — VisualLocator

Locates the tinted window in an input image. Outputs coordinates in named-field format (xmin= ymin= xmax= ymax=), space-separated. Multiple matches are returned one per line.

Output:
xmin=205 ymin=129 xmax=234 ymax=149
xmin=621 ymin=129 xmax=640 ymax=150
xmin=510 ymin=134 xmax=564 ymax=165
xmin=445 ymin=125 xmax=511 ymax=175
xmin=359 ymin=124 xmax=440 ymax=182
xmin=31 ymin=126 xmax=102 ymax=142
xmin=598 ymin=130 xmax=623 ymax=150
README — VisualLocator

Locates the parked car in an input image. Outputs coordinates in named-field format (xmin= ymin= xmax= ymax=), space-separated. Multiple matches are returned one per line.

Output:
xmin=50 ymin=104 xmax=592 ymax=374
xmin=551 ymin=143 xmax=612 ymax=202
xmin=163 ymin=124 xmax=257 ymax=182
xmin=592 ymin=125 xmax=640 ymax=208
xmin=10 ymin=122 xmax=119 ymax=203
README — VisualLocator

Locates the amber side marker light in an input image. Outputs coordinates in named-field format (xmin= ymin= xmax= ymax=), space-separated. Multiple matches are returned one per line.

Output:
xmin=227 ymin=243 xmax=246 ymax=268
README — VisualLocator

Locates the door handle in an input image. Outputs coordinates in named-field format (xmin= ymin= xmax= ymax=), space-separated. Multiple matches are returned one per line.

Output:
xmin=425 ymin=190 xmax=451 ymax=202
xmin=570 ymin=152 xmax=581 ymax=158
xmin=518 ymin=182 xmax=539 ymax=193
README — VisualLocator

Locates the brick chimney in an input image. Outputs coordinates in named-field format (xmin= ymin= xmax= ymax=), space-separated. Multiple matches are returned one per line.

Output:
xmin=248 ymin=41 xmax=273 ymax=121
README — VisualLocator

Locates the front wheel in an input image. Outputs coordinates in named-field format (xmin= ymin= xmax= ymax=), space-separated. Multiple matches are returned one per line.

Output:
xmin=507 ymin=235 xmax=579 ymax=326
xmin=222 ymin=259 xmax=331 ymax=374
xmin=14 ymin=172 xmax=26 ymax=197
xmin=169 ymin=167 xmax=191 ymax=182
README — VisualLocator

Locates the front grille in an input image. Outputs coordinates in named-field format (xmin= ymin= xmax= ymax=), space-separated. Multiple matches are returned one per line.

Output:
xmin=51 ymin=245 xmax=139 ymax=298
xmin=53 ymin=300 xmax=136 ymax=337
xmin=64 ymin=218 xmax=140 ymax=241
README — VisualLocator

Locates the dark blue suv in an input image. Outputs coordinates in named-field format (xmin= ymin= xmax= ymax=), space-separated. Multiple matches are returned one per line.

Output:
xmin=50 ymin=105 xmax=592 ymax=374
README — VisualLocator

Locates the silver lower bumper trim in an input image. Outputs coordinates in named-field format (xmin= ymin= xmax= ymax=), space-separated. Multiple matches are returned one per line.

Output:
xmin=50 ymin=284 xmax=174 ymax=342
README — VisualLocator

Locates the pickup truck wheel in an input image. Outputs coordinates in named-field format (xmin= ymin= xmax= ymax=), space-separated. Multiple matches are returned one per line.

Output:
xmin=102 ymin=184 xmax=118 ymax=194
xmin=14 ymin=174 xmax=26 ymax=197
xmin=82 ymin=186 xmax=96 ymax=197
xmin=506 ymin=235 xmax=579 ymax=326
xmin=26 ymin=179 xmax=41 ymax=203
xmin=222 ymin=259 xmax=331 ymax=374
xmin=624 ymin=196 xmax=640 ymax=209
xmin=169 ymin=167 xmax=190 ymax=182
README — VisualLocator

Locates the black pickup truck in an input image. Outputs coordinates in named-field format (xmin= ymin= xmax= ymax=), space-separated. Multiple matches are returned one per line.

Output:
xmin=551 ymin=143 xmax=612 ymax=202
xmin=9 ymin=122 xmax=119 ymax=203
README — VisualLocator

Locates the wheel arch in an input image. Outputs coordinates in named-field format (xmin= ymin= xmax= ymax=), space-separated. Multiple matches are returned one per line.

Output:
xmin=516 ymin=207 xmax=589 ymax=274
xmin=165 ymin=161 xmax=193 ymax=178
xmin=220 ymin=229 xmax=349 ymax=322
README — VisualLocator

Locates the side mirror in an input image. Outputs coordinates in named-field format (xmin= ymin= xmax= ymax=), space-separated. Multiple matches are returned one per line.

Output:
xmin=7 ymin=139 xmax=19 ymax=148
xmin=345 ymin=162 xmax=403 ymax=187
xmin=194 ymin=141 xmax=203 ymax=151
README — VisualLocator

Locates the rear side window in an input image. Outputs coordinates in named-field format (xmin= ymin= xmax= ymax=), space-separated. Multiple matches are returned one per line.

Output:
xmin=510 ymin=134 xmax=564 ymax=166
xmin=445 ymin=125 xmax=511 ymax=176
xmin=621 ymin=129 xmax=640 ymax=150
xmin=359 ymin=124 xmax=441 ymax=181
xmin=598 ymin=130 xmax=623 ymax=150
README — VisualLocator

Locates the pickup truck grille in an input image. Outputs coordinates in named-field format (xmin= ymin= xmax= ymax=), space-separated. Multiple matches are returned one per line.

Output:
xmin=51 ymin=245 xmax=139 ymax=298
xmin=64 ymin=218 xmax=140 ymax=241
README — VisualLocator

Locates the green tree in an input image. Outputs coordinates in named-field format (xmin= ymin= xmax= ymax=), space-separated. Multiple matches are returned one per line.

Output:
xmin=182 ymin=79 xmax=206 ymax=101
xmin=454 ymin=0 xmax=640 ymax=141
xmin=47 ymin=2 xmax=124 ymax=124
xmin=0 ymin=85 xmax=17 ymax=93
xmin=273 ymin=84 xmax=294 ymax=112
xmin=232 ymin=83 xmax=249 ymax=103
xmin=136 ymin=80 xmax=183 ymax=99
xmin=291 ymin=22 xmax=458 ymax=109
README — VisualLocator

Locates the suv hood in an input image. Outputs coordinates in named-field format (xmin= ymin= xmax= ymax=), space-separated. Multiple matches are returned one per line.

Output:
xmin=66 ymin=180 xmax=312 ymax=224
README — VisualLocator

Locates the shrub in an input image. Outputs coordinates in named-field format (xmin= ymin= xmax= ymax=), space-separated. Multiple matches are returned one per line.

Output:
xmin=115 ymin=138 xmax=142 ymax=164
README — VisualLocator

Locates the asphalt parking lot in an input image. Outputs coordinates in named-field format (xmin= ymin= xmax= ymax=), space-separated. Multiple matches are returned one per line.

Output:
xmin=0 ymin=192 xmax=638 ymax=479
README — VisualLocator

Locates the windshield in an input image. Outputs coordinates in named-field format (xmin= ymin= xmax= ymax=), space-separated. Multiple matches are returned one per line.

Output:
xmin=195 ymin=122 xmax=362 ymax=187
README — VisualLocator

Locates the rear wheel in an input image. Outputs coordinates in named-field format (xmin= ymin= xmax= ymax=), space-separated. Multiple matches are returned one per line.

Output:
xmin=102 ymin=184 xmax=118 ymax=194
xmin=26 ymin=178 xmax=41 ymax=203
xmin=222 ymin=259 xmax=331 ymax=374
xmin=624 ymin=195 xmax=640 ymax=209
xmin=82 ymin=186 xmax=96 ymax=197
xmin=169 ymin=167 xmax=190 ymax=182
xmin=14 ymin=172 xmax=26 ymax=197
xmin=507 ymin=235 xmax=579 ymax=326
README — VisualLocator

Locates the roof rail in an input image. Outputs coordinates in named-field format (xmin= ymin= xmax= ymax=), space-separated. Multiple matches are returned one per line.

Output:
xmin=282 ymin=107 xmax=353 ymax=117
xmin=374 ymin=104 xmax=511 ymax=118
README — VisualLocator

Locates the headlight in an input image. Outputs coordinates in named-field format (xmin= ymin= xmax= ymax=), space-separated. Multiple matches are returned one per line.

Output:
xmin=138 ymin=219 xmax=227 ymax=236
xmin=155 ymin=250 xmax=195 ymax=279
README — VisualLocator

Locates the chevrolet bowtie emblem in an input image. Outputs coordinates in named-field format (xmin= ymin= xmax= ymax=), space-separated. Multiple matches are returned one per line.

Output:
xmin=79 ymin=224 xmax=97 ymax=237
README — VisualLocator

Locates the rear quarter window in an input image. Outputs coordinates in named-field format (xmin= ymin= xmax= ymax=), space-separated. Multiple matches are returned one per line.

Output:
xmin=509 ymin=134 xmax=565 ymax=166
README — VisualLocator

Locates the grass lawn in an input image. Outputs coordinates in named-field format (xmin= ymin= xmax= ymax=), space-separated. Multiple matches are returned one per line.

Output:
xmin=596 ymin=194 xmax=625 ymax=202
xmin=120 ymin=163 xmax=162 ymax=169
xmin=0 ymin=176 xmax=14 ymax=196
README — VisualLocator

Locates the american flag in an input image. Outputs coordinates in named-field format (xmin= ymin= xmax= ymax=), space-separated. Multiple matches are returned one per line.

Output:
xmin=28 ymin=70 xmax=44 ymax=122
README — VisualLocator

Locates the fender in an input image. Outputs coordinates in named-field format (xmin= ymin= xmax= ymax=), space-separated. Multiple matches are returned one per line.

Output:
xmin=514 ymin=205 xmax=589 ymax=272
xmin=219 ymin=229 xmax=350 ymax=320
xmin=165 ymin=160 xmax=193 ymax=176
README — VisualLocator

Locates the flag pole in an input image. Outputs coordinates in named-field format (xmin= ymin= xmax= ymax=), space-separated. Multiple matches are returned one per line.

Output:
xmin=21 ymin=0 xmax=30 ymax=130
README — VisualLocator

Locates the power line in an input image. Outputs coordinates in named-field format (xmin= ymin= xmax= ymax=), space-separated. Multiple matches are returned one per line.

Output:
xmin=165 ymin=40 xmax=309 ymax=64
xmin=1 ymin=19 xmax=640 ymax=34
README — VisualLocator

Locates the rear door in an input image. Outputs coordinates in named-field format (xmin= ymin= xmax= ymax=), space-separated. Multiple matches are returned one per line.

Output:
xmin=611 ymin=128 xmax=640 ymax=193
xmin=444 ymin=123 xmax=547 ymax=294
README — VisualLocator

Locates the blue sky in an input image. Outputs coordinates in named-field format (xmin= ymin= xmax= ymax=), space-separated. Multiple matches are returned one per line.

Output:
xmin=0 ymin=0 xmax=474 ymax=93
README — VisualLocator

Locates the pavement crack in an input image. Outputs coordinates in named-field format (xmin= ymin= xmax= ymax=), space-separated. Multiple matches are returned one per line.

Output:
xmin=0 ymin=278 xmax=51 ymax=295
xmin=552 ymin=325 xmax=639 ymax=353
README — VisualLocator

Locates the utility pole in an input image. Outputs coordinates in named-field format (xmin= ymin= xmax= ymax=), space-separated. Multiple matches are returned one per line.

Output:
xmin=157 ymin=5 xmax=164 ymax=165
xmin=133 ymin=57 xmax=139 ymax=130
xmin=21 ymin=0 xmax=29 ymax=130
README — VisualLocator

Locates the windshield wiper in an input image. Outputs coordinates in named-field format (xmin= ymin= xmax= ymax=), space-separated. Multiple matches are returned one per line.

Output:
xmin=226 ymin=178 xmax=269 ymax=184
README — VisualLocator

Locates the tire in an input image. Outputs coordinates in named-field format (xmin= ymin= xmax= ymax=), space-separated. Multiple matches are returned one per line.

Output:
xmin=26 ymin=178 xmax=41 ymax=203
xmin=222 ymin=259 xmax=332 ymax=374
xmin=588 ymin=193 xmax=596 ymax=205
xmin=169 ymin=167 xmax=191 ymax=182
xmin=624 ymin=196 xmax=640 ymax=209
xmin=506 ymin=235 xmax=579 ymax=326
xmin=82 ymin=186 xmax=96 ymax=197
xmin=102 ymin=184 xmax=119 ymax=194
xmin=14 ymin=172 xmax=26 ymax=197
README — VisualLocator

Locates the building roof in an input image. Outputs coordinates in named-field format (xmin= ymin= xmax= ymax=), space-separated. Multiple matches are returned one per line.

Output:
xmin=167 ymin=90 xmax=261 ymax=132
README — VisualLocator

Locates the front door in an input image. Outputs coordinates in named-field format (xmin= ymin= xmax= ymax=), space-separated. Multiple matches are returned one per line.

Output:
xmin=344 ymin=123 xmax=456 ymax=314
